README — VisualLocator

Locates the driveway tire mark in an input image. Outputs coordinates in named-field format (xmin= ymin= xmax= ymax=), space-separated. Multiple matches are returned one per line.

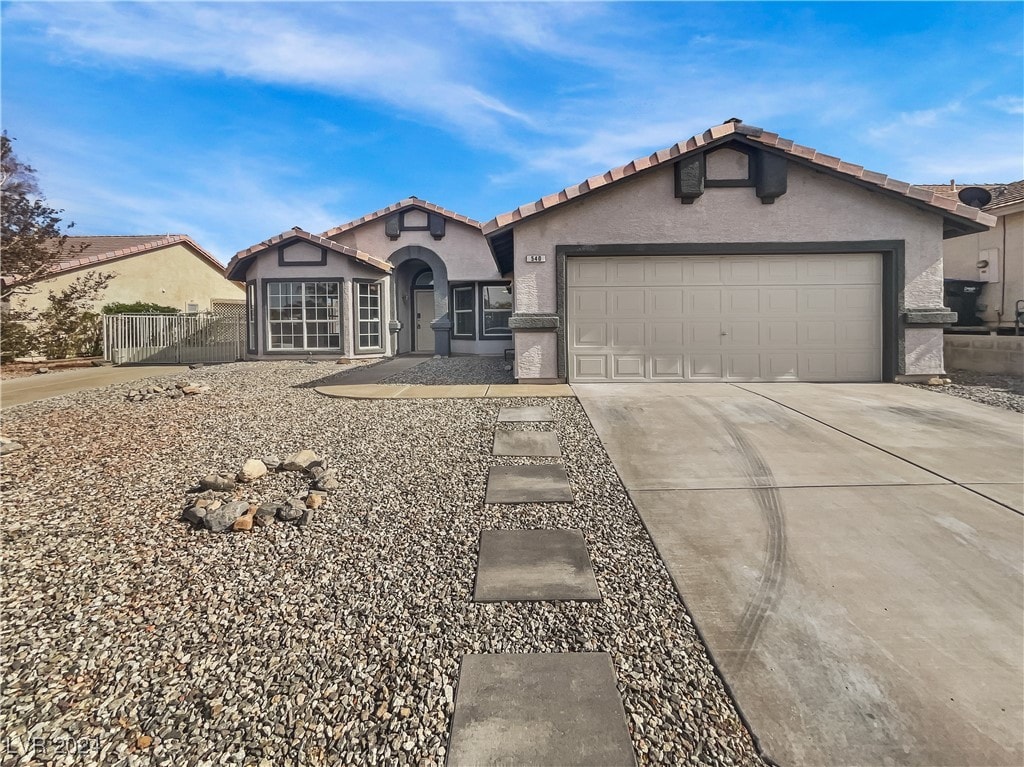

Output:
xmin=700 ymin=403 xmax=788 ymax=671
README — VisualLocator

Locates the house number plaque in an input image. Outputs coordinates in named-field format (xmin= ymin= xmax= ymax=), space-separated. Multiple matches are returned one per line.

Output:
xmin=525 ymin=255 xmax=546 ymax=263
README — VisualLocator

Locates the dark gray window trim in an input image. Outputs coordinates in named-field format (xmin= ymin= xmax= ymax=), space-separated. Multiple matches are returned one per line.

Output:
xmin=703 ymin=143 xmax=755 ymax=187
xmin=277 ymin=242 xmax=328 ymax=267
xmin=261 ymin=278 xmax=344 ymax=355
xmin=450 ymin=283 xmax=477 ymax=340
xmin=479 ymin=281 xmax=513 ymax=339
xmin=246 ymin=280 xmax=258 ymax=354
xmin=352 ymin=278 xmax=385 ymax=354
xmin=554 ymin=241 xmax=906 ymax=383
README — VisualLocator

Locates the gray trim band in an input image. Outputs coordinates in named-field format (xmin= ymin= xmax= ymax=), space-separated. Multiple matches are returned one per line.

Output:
xmin=509 ymin=314 xmax=559 ymax=330
xmin=904 ymin=309 xmax=957 ymax=325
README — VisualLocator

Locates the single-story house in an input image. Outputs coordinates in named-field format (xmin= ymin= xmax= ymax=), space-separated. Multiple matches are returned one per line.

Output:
xmin=7 ymin=234 xmax=245 ymax=316
xmin=920 ymin=180 xmax=1023 ymax=330
xmin=226 ymin=200 xmax=512 ymax=359
xmin=229 ymin=119 xmax=995 ymax=383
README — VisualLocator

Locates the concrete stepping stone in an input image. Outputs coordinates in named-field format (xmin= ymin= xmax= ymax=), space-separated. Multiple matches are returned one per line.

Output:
xmin=492 ymin=430 xmax=561 ymax=457
xmin=447 ymin=653 xmax=637 ymax=767
xmin=485 ymin=465 xmax=573 ymax=504
xmin=474 ymin=529 xmax=600 ymax=602
xmin=497 ymin=405 xmax=553 ymax=422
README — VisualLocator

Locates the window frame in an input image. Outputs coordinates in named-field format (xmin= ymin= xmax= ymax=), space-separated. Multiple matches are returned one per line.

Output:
xmin=353 ymin=279 xmax=385 ymax=354
xmin=479 ymin=282 xmax=513 ymax=339
xmin=451 ymin=284 xmax=476 ymax=340
xmin=263 ymin=279 xmax=342 ymax=353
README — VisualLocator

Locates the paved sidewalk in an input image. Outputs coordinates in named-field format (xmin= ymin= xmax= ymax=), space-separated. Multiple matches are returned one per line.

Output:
xmin=1 ymin=365 xmax=190 ymax=408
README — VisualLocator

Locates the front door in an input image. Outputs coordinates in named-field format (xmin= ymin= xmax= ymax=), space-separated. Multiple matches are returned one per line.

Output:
xmin=414 ymin=290 xmax=435 ymax=352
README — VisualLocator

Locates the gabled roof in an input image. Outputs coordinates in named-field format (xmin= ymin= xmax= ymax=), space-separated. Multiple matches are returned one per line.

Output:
xmin=27 ymin=234 xmax=225 ymax=275
xmin=225 ymin=227 xmax=391 ymax=281
xmin=918 ymin=180 xmax=1024 ymax=212
xmin=320 ymin=197 xmax=482 ymax=238
xmin=482 ymin=120 xmax=997 ymax=237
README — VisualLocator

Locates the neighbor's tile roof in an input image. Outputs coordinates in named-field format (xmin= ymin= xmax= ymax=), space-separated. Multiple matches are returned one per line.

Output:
xmin=918 ymin=180 xmax=1024 ymax=211
xmin=481 ymin=120 xmax=998 ymax=234
xmin=41 ymin=234 xmax=224 ymax=274
xmin=226 ymin=227 xmax=392 ymax=281
xmin=320 ymin=197 xmax=482 ymax=238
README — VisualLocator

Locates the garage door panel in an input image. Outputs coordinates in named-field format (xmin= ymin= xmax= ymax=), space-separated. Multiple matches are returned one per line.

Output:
xmin=567 ymin=254 xmax=881 ymax=383
xmin=689 ymin=354 xmax=724 ymax=379
xmin=688 ymin=290 xmax=722 ymax=315
xmin=612 ymin=322 xmax=645 ymax=347
xmin=573 ymin=322 xmax=607 ymax=347
xmin=651 ymin=355 xmax=684 ymax=378
xmin=650 ymin=322 xmax=684 ymax=346
xmin=649 ymin=289 xmax=684 ymax=317
xmin=571 ymin=260 xmax=609 ymax=286
xmin=612 ymin=355 xmax=645 ymax=378
xmin=611 ymin=290 xmax=645 ymax=316
xmin=574 ymin=355 xmax=608 ymax=380
xmin=572 ymin=289 xmax=607 ymax=316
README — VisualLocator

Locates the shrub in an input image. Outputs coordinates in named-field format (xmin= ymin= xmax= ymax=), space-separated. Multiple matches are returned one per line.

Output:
xmin=101 ymin=301 xmax=180 ymax=315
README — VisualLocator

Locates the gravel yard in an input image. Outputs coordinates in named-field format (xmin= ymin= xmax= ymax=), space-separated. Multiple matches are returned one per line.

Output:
xmin=377 ymin=356 xmax=515 ymax=386
xmin=0 ymin=361 xmax=764 ymax=766
xmin=903 ymin=369 xmax=1024 ymax=413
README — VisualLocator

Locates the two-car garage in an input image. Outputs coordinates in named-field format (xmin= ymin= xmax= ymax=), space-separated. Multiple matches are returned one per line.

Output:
xmin=567 ymin=254 xmax=882 ymax=382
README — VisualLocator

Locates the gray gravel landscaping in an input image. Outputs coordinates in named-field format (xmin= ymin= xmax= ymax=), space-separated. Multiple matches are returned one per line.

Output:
xmin=903 ymin=369 xmax=1024 ymax=413
xmin=377 ymin=356 xmax=514 ymax=385
xmin=0 ymin=361 xmax=764 ymax=766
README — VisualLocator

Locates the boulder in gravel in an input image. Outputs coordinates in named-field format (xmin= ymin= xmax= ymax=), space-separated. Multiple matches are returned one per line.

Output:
xmin=181 ymin=505 xmax=207 ymax=526
xmin=0 ymin=438 xmax=24 ymax=455
xmin=232 ymin=510 xmax=255 ymax=532
xmin=205 ymin=501 xmax=250 ymax=532
xmin=35 ymin=366 xmax=49 ymax=374
xmin=261 ymin=455 xmax=282 ymax=472
xmin=238 ymin=459 xmax=268 ymax=483
xmin=282 ymin=449 xmax=322 ymax=473
xmin=297 ymin=507 xmax=312 ymax=527
xmin=277 ymin=499 xmax=305 ymax=522
xmin=306 ymin=493 xmax=325 ymax=510
xmin=255 ymin=503 xmax=281 ymax=526
xmin=199 ymin=473 xmax=236 ymax=492
xmin=182 ymin=384 xmax=212 ymax=395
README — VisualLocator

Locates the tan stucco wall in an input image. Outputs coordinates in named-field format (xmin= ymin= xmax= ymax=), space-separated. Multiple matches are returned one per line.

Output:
xmin=510 ymin=162 xmax=951 ymax=379
xmin=329 ymin=216 xmax=501 ymax=281
xmin=941 ymin=206 xmax=1023 ymax=328
xmin=14 ymin=243 xmax=243 ymax=316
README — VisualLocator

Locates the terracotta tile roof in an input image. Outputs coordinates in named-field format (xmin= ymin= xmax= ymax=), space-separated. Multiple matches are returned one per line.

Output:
xmin=320 ymin=197 xmax=482 ymax=238
xmin=481 ymin=120 xmax=998 ymax=234
xmin=225 ymin=227 xmax=391 ymax=281
xmin=918 ymin=180 xmax=1024 ymax=211
xmin=31 ymin=234 xmax=224 ymax=275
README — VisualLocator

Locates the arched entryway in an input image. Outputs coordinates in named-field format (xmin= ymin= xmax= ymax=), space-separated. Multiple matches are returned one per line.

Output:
xmin=388 ymin=245 xmax=451 ymax=356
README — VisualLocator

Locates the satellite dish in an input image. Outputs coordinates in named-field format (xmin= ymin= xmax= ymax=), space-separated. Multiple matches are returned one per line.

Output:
xmin=957 ymin=186 xmax=992 ymax=208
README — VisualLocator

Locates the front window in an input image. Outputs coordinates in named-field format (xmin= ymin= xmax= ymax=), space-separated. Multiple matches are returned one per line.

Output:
xmin=481 ymin=284 xmax=512 ymax=337
xmin=452 ymin=285 xmax=475 ymax=338
xmin=266 ymin=281 xmax=340 ymax=350
xmin=355 ymin=281 xmax=383 ymax=352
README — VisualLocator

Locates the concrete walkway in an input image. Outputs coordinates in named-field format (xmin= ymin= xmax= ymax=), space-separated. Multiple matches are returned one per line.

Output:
xmin=1 ymin=365 xmax=190 ymax=408
xmin=575 ymin=382 xmax=1023 ymax=767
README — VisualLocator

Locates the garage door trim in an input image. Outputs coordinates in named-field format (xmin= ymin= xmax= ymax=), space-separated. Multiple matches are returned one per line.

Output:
xmin=554 ymin=241 xmax=903 ymax=382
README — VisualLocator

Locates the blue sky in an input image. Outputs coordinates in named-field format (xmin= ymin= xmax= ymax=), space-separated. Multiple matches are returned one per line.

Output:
xmin=2 ymin=1 xmax=1022 ymax=265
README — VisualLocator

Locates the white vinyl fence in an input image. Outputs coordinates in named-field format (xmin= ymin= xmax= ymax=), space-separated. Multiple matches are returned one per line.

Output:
xmin=103 ymin=313 xmax=245 ymax=365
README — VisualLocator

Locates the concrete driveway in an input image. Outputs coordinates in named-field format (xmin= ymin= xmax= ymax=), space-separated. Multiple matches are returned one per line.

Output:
xmin=575 ymin=383 xmax=1023 ymax=767
xmin=1 ymin=365 xmax=190 ymax=408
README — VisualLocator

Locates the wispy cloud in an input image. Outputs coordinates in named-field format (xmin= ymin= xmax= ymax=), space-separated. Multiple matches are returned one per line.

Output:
xmin=867 ymin=101 xmax=964 ymax=141
xmin=989 ymin=95 xmax=1024 ymax=115
xmin=9 ymin=2 xmax=531 ymax=139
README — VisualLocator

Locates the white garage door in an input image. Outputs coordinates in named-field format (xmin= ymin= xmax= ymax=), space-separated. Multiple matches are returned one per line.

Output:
xmin=567 ymin=254 xmax=881 ymax=382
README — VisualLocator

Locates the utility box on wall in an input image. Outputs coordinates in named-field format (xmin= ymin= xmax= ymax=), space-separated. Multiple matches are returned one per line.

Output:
xmin=977 ymin=248 xmax=1000 ymax=282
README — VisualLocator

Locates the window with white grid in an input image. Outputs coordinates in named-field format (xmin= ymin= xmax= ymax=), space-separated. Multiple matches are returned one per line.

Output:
xmin=355 ymin=281 xmax=383 ymax=352
xmin=266 ymin=281 xmax=340 ymax=350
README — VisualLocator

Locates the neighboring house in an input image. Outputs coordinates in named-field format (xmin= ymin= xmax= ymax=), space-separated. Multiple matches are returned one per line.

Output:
xmin=226 ymin=200 xmax=511 ymax=359
xmin=7 ymin=234 xmax=245 ymax=317
xmin=919 ymin=180 xmax=1023 ymax=330
xmin=231 ymin=119 xmax=995 ymax=383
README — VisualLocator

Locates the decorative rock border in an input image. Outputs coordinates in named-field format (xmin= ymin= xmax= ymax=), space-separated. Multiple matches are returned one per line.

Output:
xmin=181 ymin=449 xmax=340 ymax=533
xmin=125 ymin=381 xmax=211 ymax=402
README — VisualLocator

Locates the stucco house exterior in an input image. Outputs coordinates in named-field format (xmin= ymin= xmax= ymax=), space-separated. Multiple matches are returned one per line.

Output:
xmin=8 ymin=234 xmax=244 ymax=316
xmin=226 ymin=200 xmax=512 ymax=360
xmin=921 ymin=180 xmax=1023 ymax=331
xmin=230 ymin=119 xmax=995 ymax=383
